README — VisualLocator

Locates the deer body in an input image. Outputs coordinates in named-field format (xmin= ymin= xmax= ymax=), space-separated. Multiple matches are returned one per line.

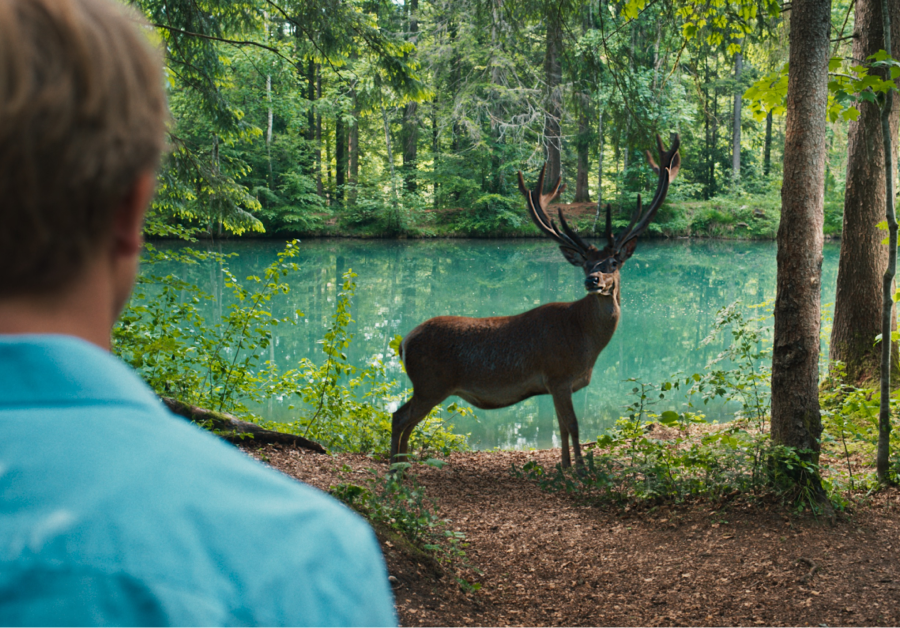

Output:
xmin=391 ymin=135 xmax=680 ymax=469
xmin=395 ymin=288 xmax=621 ymax=467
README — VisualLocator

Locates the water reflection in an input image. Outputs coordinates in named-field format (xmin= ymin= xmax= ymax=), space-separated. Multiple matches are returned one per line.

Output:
xmin=148 ymin=238 xmax=839 ymax=450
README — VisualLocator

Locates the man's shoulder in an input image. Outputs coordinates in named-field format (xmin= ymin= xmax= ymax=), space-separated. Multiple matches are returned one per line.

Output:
xmin=0 ymin=335 xmax=396 ymax=626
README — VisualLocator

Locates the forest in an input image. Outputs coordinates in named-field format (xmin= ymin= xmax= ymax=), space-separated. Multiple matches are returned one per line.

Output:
xmin=120 ymin=0 xmax=900 ymax=625
xmin=136 ymin=0 xmax=854 ymax=239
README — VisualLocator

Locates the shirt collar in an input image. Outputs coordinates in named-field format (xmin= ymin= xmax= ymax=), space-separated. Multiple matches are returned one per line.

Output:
xmin=0 ymin=334 xmax=162 ymax=409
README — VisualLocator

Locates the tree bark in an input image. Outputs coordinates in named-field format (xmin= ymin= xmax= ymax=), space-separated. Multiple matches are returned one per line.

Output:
xmin=877 ymin=0 xmax=897 ymax=482
xmin=771 ymin=0 xmax=830 ymax=471
xmin=543 ymin=6 xmax=563 ymax=193
xmin=162 ymin=397 xmax=327 ymax=453
xmin=592 ymin=109 xmax=605 ymax=232
xmin=575 ymin=95 xmax=591 ymax=202
xmin=348 ymin=89 xmax=359 ymax=205
xmin=830 ymin=0 xmax=900 ymax=384
xmin=335 ymin=112 xmax=345 ymax=203
xmin=315 ymin=69 xmax=324 ymax=197
xmin=401 ymin=0 xmax=419 ymax=193
xmin=732 ymin=49 xmax=743 ymax=184
xmin=764 ymin=111 xmax=773 ymax=176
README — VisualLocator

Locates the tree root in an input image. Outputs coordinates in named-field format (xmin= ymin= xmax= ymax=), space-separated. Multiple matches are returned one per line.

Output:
xmin=795 ymin=557 xmax=820 ymax=584
xmin=161 ymin=396 xmax=327 ymax=454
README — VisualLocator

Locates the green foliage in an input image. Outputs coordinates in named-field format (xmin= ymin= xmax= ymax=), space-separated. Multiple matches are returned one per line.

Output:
xmin=820 ymin=370 xmax=900 ymax=494
xmin=512 ymin=303 xmax=839 ymax=516
xmin=114 ymin=242 xmax=296 ymax=413
xmin=747 ymin=51 xmax=900 ymax=124
xmin=115 ymin=244 xmax=467 ymax=456
xmin=330 ymin=463 xmax=479 ymax=586
xmin=451 ymin=194 xmax=524 ymax=235
xmin=331 ymin=464 xmax=444 ymax=544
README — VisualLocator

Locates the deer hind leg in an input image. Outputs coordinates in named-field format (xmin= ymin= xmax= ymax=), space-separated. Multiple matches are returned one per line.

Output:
xmin=391 ymin=394 xmax=440 ymax=464
xmin=551 ymin=388 xmax=584 ymax=470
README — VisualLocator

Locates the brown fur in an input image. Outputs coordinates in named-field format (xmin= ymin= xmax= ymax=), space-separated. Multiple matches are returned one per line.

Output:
xmin=393 ymin=282 xmax=621 ymax=468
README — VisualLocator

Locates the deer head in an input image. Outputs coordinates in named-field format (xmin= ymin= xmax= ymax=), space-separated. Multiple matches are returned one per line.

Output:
xmin=517 ymin=134 xmax=680 ymax=296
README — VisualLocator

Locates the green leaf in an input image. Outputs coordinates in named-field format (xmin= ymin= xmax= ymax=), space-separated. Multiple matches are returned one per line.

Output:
xmin=660 ymin=411 xmax=680 ymax=426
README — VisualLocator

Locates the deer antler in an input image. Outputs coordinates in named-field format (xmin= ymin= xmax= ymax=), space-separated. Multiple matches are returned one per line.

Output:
xmin=517 ymin=134 xmax=680 ymax=259
xmin=614 ymin=133 xmax=681 ymax=252
xmin=517 ymin=165 xmax=593 ymax=256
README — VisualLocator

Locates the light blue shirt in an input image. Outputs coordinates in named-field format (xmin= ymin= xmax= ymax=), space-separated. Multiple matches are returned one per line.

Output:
xmin=0 ymin=335 xmax=397 ymax=626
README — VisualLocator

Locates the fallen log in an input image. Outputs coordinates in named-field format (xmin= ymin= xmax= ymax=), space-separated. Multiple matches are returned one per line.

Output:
xmin=161 ymin=397 xmax=327 ymax=454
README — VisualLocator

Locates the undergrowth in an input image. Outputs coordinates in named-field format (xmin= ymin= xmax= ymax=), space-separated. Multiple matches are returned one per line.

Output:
xmin=115 ymin=240 xmax=469 ymax=456
xmin=511 ymin=302 xmax=864 ymax=516
xmin=330 ymin=461 xmax=482 ymax=592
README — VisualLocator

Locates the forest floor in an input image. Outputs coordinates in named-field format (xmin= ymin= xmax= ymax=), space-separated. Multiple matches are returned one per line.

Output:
xmin=247 ymin=445 xmax=900 ymax=627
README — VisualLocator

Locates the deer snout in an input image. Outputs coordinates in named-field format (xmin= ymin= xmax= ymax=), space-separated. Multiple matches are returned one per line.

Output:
xmin=585 ymin=274 xmax=615 ymax=296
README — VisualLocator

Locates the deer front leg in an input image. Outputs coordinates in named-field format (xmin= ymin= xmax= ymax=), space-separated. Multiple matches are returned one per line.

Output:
xmin=551 ymin=388 xmax=584 ymax=470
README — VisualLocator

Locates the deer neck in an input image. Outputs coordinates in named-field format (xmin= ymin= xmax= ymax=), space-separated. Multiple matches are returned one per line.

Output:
xmin=575 ymin=278 xmax=621 ymax=350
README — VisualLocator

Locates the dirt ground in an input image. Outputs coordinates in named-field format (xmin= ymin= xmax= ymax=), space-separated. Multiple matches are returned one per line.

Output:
xmin=247 ymin=444 xmax=900 ymax=627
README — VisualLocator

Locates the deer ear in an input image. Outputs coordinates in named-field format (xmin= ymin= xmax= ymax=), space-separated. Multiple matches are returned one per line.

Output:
xmin=617 ymin=238 xmax=639 ymax=262
xmin=559 ymin=246 xmax=587 ymax=267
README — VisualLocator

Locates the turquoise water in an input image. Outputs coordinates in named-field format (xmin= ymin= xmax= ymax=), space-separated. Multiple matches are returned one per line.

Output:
xmin=148 ymin=238 xmax=840 ymax=450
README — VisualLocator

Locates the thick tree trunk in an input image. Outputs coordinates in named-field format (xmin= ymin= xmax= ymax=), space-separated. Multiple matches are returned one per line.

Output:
xmin=732 ymin=50 xmax=743 ymax=184
xmin=543 ymin=8 xmax=563 ymax=193
xmin=830 ymin=0 xmax=900 ymax=384
xmin=771 ymin=0 xmax=830 ymax=470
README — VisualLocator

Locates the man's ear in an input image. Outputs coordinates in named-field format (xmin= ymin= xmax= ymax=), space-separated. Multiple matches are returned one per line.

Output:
xmin=112 ymin=171 xmax=155 ymax=258
xmin=559 ymin=246 xmax=587 ymax=267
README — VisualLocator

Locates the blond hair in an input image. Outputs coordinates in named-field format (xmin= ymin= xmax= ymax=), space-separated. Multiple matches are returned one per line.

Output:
xmin=0 ymin=0 xmax=167 ymax=296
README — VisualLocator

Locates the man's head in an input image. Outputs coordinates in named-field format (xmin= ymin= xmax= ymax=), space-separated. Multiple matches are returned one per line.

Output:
xmin=0 ymin=0 xmax=166 ymax=298
xmin=0 ymin=0 xmax=166 ymax=343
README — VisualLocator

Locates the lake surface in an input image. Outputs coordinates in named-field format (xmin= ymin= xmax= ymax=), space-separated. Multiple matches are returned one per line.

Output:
xmin=148 ymin=238 xmax=840 ymax=450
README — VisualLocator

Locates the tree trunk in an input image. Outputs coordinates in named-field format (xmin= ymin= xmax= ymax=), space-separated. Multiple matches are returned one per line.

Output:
xmin=315 ymin=69 xmax=324 ymax=197
xmin=348 ymin=89 xmax=359 ymax=205
xmin=431 ymin=98 xmax=439 ymax=199
xmin=401 ymin=0 xmax=419 ymax=193
xmin=266 ymin=73 xmax=274 ymax=188
xmin=575 ymin=95 xmax=591 ymax=202
xmin=764 ymin=111 xmax=773 ymax=176
xmin=335 ymin=113 xmax=345 ymax=203
xmin=543 ymin=7 xmax=563 ymax=193
xmin=830 ymin=0 xmax=900 ymax=384
xmin=771 ymin=0 xmax=830 ymax=475
xmin=877 ymin=0 xmax=897 ymax=482
xmin=710 ymin=68 xmax=719 ymax=197
xmin=306 ymin=60 xmax=315 ymax=142
xmin=732 ymin=49 xmax=743 ymax=185
xmin=324 ymin=118 xmax=332 ymax=202
xmin=592 ymin=109 xmax=605 ymax=232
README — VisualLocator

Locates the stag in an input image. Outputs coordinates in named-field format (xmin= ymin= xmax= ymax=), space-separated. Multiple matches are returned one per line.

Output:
xmin=391 ymin=135 xmax=681 ymax=468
